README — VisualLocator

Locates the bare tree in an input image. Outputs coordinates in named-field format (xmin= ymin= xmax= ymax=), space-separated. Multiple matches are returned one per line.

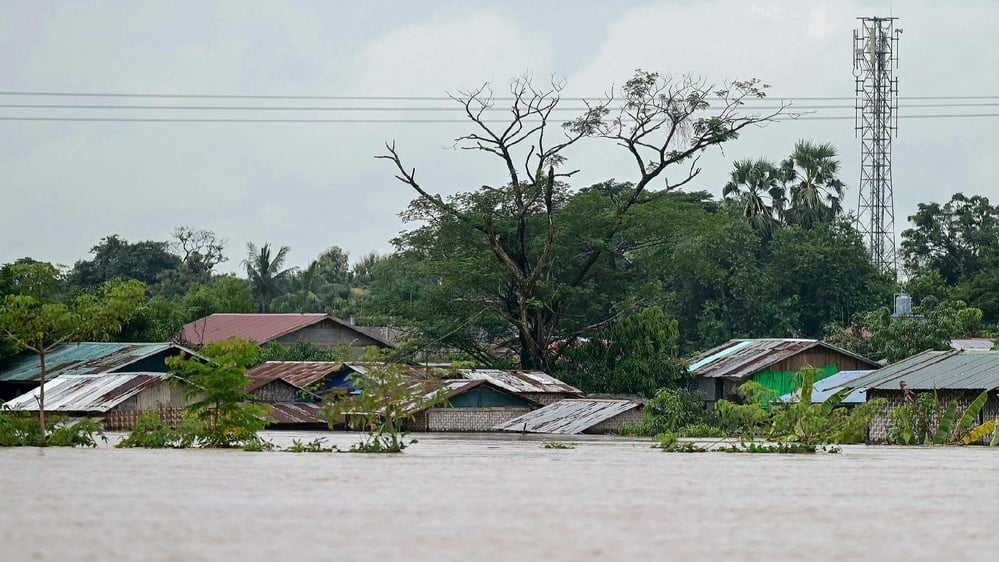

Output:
xmin=379 ymin=70 xmax=786 ymax=371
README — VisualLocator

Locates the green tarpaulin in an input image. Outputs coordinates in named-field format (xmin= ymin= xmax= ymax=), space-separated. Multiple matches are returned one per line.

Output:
xmin=752 ymin=364 xmax=838 ymax=398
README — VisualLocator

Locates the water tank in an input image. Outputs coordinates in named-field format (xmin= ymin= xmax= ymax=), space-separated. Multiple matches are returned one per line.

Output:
xmin=893 ymin=293 xmax=912 ymax=317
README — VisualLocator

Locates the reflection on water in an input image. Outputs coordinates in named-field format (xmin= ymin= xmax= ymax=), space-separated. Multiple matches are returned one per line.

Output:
xmin=1 ymin=431 xmax=998 ymax=561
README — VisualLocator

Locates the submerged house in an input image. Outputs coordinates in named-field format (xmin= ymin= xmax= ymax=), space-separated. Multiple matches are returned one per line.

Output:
xmin=778 ymin=370 xmax=873 ymax=406
xmin=180 ymin=313 xmax=393 ymax=355
xmin=404 ymin=379 xmax=540 ymax=432
xmin=493 ymin=399 xmax=643 ymax=435
xmin=4 ymin=373 xmax=194 ymax=430
xmin=688 ymin=339 xmax=879 ymax=408
xmin=846 ymin=350 xmax=999 ymax=443
xmin=0 ymin=342 xmax=196 ymax=400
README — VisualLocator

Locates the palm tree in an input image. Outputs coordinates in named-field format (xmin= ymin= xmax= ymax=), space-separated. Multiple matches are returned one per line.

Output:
xmin=782 ymin=140 xmax=846 ymax=228
xmin=722 ymin=158 xmax=786 ymax=236
xmin=243 ymin=242 xmax=294 ymax=313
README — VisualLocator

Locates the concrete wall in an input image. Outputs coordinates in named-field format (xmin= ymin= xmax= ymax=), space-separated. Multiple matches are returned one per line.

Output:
xmin=275 ymin=321 xmax=387 ymax=351
xmin=520 ymin=392 xmax=577 ymax=406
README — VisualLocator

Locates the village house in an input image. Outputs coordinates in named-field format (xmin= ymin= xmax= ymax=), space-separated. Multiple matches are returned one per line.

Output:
xmin=688 ymin=338 xmax=879 ymax=408
xmin=4 ymin=372 xmax=194 ymax=430
xmin=778 ymin=370 xmax=873 ymax=406
xmin=493 ymin=399 xmax=643 ymax=435
xmin=404 ymin=379 xmax=541 ymax=432
xmin=0 ymin=342 xmax=196 ymax=400
xmin=180 ymin=313 xmax=393 ymax=355
xmin=846 ymin=350 xmax=999 ymax=443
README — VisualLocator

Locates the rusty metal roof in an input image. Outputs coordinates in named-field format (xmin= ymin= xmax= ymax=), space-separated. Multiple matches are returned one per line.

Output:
xmin=493 ymin=399 xmax=642 ymax=434
xmin=688 ymin=339 xmax=878 ymax=380
xmin=848 ymin=350 xmax=999 ymax=391
xmin=266 ymin=402 xmax=323 ymax=424
xmin=4 ymin=373 xmax=171 ymax=412
xmin=457 ymin=369 xmax=583 ymax=395
xmin=180 ymin=313 xmax=393 ymax=347
xmin=246 ymin=361 xmax=346 ymax=389
xmin=0 ymin=342 xmax=196 ymax=383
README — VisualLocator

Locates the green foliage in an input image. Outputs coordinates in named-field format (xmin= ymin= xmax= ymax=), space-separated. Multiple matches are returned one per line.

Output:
xmin=259 ymin=340 xmax=353 ymax=364
xmin=243 ymin=242 xmax=294 ymax=313
xmin=559 ymin=307 xmax=687 ymax=396
xmin=887 ymin=389 xmax=996 ymax=446
xmin=68 ymin=234 xmax=181 ymax=290
xmin=168 ymin=338 xmax=270 ymax=448
xmin=320 ymin=363 xmax=448 ymax=453
xmin=652 ymin=432 xmax=707 ymax=452
xmin=622 ymin=386 xmax=708 ymax=436
xmin=0 ymin=405 xmax=106 ymax=447
xmin=285 ymin=437 xmax=335 ymax=453
xmin=542 ymin=440 xmax=576 ymax=449
xmin=116 ymin=411 xmax=189 ymax=449
xmin=719 ymin=442 xmax=820 ymax=454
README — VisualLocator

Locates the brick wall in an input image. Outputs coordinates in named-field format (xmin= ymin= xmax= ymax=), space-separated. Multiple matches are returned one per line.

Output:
xmin=585 ymin=407 xmax=643 ymax=434
xmin=415 ymin=407 xmax=530 ymax=432
xmin=521 ymin=393 xmax=575 ymax=406
xmin=867 ymin=389 xmax=999 ymax=444
xmin=104 ymin=407 xmax=185 ymax=431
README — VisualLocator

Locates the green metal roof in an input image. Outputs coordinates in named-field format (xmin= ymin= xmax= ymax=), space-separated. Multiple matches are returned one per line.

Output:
xmin=849 ymin=350 xmax=999 ymax=391
xmin=0 ymin=342 xmax=194 ymax=383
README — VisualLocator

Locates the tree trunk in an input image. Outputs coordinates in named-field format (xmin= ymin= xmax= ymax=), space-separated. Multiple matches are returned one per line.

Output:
xmin=38 ymin=351 xmax=46 ymax=445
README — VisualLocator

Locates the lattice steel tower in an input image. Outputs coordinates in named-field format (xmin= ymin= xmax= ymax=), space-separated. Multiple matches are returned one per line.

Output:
xmin=853 ymin=17 xmax=901 ymax=277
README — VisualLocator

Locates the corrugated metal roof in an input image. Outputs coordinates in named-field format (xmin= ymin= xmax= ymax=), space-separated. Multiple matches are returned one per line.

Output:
xmin=950 ymin=338 xmax=996 ymax=351
xmin=180 ymin=313 xmax=393 ymax=347
xmin=0 ymin=342 xmax=195 ymax=383
xmin=342 ymin=364 xmax=582 ymax=395
xmin=493 ymin=399 xmax=642 ymax=434
xmin=687 ymin=339 xmax=878 ymax=380
xmin=245 ymin=361 xmax=346 ymax=389
xmin=458 ymin=369 xmax=583 ymax=395
xmin=848 ymin=350 xmax=999 ymax=391
xmin=266 ymin=402 xmax=323 ymax=424
xmin=778 ymin=370 xmax=872 ymax=405
xmin=5 ymin=373 xmax=171 ymax=412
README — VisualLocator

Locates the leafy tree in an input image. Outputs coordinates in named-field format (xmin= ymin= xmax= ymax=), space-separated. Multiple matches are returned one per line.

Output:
xmin=827 ymin=297 xmax=984 ymax=363
xmin=559 ymin=306 xmax=687 ymax=397
xmin=900 ymin=192 xmax=999 ymax=284
xmin=768 ymin=220 xmax=893 ymax=337
xmin=0 ymin=283 xmax=136 ymax=442
xmin=320 ymin=363 xmax=448 ymax=453
xmin=380 ymin=71 xmax=783 ymax=370
xmin=68 ymin=235 xmax=181 ymax=289
xmin=243 ymin=243 xmax=294 ymax=313
xmin=0 ymin=259 xmax=65 ymax=300
xmin=167 ymin=338 xmax=269 ymax=448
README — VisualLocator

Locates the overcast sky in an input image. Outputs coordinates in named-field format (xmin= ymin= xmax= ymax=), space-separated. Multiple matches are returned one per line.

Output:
xmin=3 ymin=1 xmax=997 ymax=273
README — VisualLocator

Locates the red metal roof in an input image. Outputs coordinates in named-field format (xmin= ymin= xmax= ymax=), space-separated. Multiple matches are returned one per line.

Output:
xmin=180 ymin=313 xmax=392 ymax=347
xmin=245 ymin=361 xmax=346 ymax=388
xmin=266 ymin=402 xmax=323 ymax=424
xmin=181 ymin=313 xmax=328 ymax=345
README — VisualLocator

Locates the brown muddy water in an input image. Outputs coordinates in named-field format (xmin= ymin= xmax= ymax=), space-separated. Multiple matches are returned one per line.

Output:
xmin=1 ymin=431 xmax=998 ymax=562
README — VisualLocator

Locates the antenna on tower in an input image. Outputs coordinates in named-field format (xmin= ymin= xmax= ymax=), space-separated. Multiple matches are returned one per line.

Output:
xmin=854 ymin=16 xmax=900 ymax=280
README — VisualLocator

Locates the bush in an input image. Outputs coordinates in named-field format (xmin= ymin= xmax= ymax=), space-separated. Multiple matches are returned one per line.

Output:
xmin=0 ymin=405 xmax=106 ymax=447
xmin=622 ymin=386 xmax=710 ymax=436
xmin=117 ymin=411 xmax=188 ymax=449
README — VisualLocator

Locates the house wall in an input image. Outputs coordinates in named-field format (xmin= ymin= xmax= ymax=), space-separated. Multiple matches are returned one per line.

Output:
xmin=866 ymin=388 xmax=999 ymax=444
xmin=274 ymin=320 xmax=387 ymax=350
xmin=584 ymin=408 xmax=644 ymax=434
xmin=251 ymin=381 xmax=298 ymax=403
xmin=119 ymin=350 xmax=184 ymax=373
xmin=448 ymin=386 xmax=533 ymax=408
xmin=767 ymin=351 xmax=874 ymax=374
xmin=113 ymin=383 xmax=192 ymax=411
xmin=104 ymin=407 xmax=185 ymax=431
xmin=409 ymin=407 xmax=531 ymax=432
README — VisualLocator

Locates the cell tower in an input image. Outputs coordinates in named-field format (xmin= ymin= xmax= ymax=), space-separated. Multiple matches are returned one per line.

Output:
xmin=853 ymin=17 xmax=901 ymax=277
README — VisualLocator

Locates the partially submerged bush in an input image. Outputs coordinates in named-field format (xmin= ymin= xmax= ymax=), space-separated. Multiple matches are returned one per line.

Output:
xmin=0 ymin=405 xmax=105 ymax=448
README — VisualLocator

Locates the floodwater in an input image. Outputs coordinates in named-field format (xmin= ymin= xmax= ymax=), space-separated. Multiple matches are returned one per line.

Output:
xmin=1 ymin=432 xmax=998 ymax=562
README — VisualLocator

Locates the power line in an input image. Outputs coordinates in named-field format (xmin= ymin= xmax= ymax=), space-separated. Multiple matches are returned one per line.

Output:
xmin=4 ymin=89 xmax=999 ymax=102
xmin=3 ymin=102 xmax=999 ymax=111
xmin=3 ymin=113 xmax=999 ymax=123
